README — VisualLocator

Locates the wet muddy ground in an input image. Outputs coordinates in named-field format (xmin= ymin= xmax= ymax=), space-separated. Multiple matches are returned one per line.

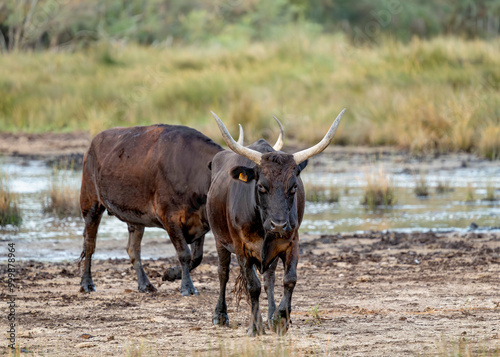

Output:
xmin=2 ymin=231 xmax=499 ymax=356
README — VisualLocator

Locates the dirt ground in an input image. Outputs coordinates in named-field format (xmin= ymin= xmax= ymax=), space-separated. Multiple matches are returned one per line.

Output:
xmin=2 ymin=231 xmax=499 ymax=356
xmin=1 ymin=132 xmax=499 ymax=356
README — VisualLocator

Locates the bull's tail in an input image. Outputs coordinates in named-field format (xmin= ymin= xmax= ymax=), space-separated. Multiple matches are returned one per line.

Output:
xmin=76 ymin=250 xmax=85 ymax=271
xmin=76 ymin=227 xmax=86 ymax=271
xmin=232 ymin=267 xmax=250 ymax=308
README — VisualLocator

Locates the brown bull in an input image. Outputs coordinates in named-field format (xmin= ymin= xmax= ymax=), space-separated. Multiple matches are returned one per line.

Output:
xmin=207 ymin=109 xmax=345 ymax=335
xmin=79 ymin=124 xmax=223 ymax=296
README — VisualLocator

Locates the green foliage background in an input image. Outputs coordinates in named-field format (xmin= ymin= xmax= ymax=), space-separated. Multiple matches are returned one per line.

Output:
xmin=1 ymin=0 xmax=500 ymax=50
xmin=1 ymin=0 xmax=500 ymax=158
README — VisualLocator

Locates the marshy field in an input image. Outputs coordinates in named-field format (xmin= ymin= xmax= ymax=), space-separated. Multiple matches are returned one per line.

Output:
xmin=1 ymin=1 xmax=500 ymax=356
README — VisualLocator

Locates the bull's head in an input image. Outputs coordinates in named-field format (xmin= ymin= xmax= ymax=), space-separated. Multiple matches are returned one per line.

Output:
xmin=211 ymin=109 xmax=345 ymax=271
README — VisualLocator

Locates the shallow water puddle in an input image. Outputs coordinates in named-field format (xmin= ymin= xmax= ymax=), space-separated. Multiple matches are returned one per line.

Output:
xmin=1 ymin=155 xmax=499 ymax=261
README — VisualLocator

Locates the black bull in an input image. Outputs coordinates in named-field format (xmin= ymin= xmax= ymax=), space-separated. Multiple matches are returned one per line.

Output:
xmin=207 ymin=109 xmax=345 ymax=336
xmin=79 ymin=124 xmax=222 ymax=296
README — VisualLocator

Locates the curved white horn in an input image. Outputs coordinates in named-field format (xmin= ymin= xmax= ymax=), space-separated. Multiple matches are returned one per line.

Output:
xmin=237 ymin=124 xmax=244 ymax=145
xmin=272 ymin=116 xmax=284 ymax=151
xmin=293 ymin=108 xmax=346 ymax=165
xmin=211 ymin=111 xmax=262 ymax=165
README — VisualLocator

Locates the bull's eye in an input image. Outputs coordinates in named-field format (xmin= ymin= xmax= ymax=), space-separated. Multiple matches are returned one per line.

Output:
xmin=289 ymin=185 xmax=297 ymax=195
xmin=257 ymin=183 xmax=267 ymax=194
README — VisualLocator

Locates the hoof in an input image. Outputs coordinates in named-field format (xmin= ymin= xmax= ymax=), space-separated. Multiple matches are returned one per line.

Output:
xmin=80 ymin=283 xmax=96 ymax=293
xmin=138 ymin=283 xmax=157 ymax=293
xmin=180 ymin=286 xmax=199 ymax=296
xmin=80 ymin=278 xmax=96 ymax=293
xmin=162 ymin=267 xmax=181 ymax=281
xmin=270 ymin=314 xmax=289 ymax=335
xmin=213 ymin=313 xmax=229 ymax=326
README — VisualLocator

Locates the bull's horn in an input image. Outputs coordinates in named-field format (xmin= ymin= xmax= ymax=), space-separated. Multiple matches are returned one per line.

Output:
xmin=211 ymin=111 xmax=262 ymax=165
xmin=292 ymin=108 xmax=346 ymax=165
xmin=272 ymin=116 xmax=284 ymax=151
xmin=237 ymin=124 xmax=244 ymax=145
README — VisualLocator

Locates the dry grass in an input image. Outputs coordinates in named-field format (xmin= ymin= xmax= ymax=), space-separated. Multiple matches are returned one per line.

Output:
xmin=484 ymin=184 xmax=497 ymax=202
xmin=414 ymin=174 xmax=430 ymax=197
xmin=304 ymin=182 xmax=340 ymax=203
xmin=0 ymin=174 xmax=22 ymax=227
xmin=1 ymin=36 xmax=500 ymax=157
xmin=465 ymin=184 xmax=476 ymax=203
xmin=361 ymin=169 xmax=397 ymax=209
xmin=42 ymin=166 xmax=81 ymax=218
xmin=436 ymin=180 xmax=454 ymax=194
xmin=437 ymin=336 xmax=500 ymax=357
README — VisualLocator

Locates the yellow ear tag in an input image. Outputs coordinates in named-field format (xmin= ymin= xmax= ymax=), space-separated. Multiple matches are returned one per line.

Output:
xmin=239 ymin=172 xmax=248 ymax=182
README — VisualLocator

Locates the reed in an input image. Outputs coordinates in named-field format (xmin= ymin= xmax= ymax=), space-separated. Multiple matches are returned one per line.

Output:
xmin=304 ymin=182 xmax=340 ymax=203
xmin=42 ymin=165 xmax=81 ymax=218
xmin=0 ymin=174 xmax=22 ymax=227
xmin=361 ymin=170 xmax=397 ymax=209
xmin=414 ymin=174 xmax=430 ymax=197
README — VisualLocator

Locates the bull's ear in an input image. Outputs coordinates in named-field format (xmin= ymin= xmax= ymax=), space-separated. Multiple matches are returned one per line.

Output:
xmin=296 ymin=159 xmax=308 ymax=175
xmin=230 ymin=166 xmax=256 ymax=183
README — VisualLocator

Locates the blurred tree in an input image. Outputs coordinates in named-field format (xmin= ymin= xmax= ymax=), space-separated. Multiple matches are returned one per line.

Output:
xmin=0 ymin=0 xmax=499 ymax=51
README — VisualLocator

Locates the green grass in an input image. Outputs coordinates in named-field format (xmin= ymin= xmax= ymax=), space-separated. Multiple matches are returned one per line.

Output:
xmin=0 ymin=174 xmax=22 ymax=227
xmin=1 ymin=35 xmax=500 ymax=157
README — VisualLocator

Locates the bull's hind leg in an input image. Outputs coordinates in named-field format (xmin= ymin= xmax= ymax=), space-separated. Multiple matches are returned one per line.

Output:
xmin=162 ymin=235 xmax=205 ymax=282
xmin=263 ymin=258 xmax=279 ymax=326
xmin=80 ymin=203 xmax=105 ymax=292
xmin=164 ymin=224 xmax=199 ymax=296
xmin=238 ymin=256 xmax=264 ymax=336
xmin=213 ymin=241 xmax=231 ymax=326
xmin=126 ymin=224 xmax=156 ymax=292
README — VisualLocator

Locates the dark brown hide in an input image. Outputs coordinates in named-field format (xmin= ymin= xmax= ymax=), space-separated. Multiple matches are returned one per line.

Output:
xmin=207 ymin=139 xmax=306 ymax=336
xmin=80 ymin=124 xmax=222 ymax=295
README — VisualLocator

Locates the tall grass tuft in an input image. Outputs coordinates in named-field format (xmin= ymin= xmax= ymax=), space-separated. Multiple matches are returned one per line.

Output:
xmin=43 ymin=164 xmax=81 ymax=218
xmin=361 ymin=170 xmax=397 ymax=209
xmin=484 ymin=184 xmax=497 ymax=202
xmin=478 ymin=124 xmax=500 ymax=160
xmin=465 ymin=184 xmax=476 ymax=203
xmin=305 ymin=182 xmax=340 ymax=203
xmin=436 ymin=180 xmax=453 ymax=194
xmin=414 ymin=174 xmax=430 ymax=197
xmin=0 ymin=174 xmax=22 ymax=227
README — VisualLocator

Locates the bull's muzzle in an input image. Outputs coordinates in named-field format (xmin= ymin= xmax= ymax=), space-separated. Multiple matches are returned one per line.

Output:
xmin=269 ymin=219 xmax=290 ymax=234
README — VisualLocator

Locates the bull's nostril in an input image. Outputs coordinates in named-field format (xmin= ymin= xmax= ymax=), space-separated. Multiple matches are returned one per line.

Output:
xmin=270 ymin=220 xmax=287 ymax=231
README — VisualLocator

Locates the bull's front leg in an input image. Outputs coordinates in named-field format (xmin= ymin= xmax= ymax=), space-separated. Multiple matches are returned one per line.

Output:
xmin=263 ymin=258 xmax=279 ymax=326
xmin=238 ymin=256 xmax=265 ymax=336
xmin=270 ymin=242 xmax=298 ymax=335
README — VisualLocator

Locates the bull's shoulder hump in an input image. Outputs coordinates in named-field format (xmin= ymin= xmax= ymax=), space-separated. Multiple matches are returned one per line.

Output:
xmin=248 ymin=139 xmax=274 ymax=154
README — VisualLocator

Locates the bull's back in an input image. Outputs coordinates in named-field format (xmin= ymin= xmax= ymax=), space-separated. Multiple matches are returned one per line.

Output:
xmin=81 ymin=125 xmax=221 ymax=227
